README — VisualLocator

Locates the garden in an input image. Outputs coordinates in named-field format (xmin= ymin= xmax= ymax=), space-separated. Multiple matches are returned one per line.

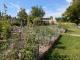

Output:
xmin=46 ymin=23 xmax=80 ymax=60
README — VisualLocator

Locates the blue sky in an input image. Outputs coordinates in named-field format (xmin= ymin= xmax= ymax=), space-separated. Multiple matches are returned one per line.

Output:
xmin=0 ymin=0 xmax=72 ymax=17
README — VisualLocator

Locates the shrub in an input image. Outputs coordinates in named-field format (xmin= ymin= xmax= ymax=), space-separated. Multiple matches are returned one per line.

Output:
xmin=0 ymin=20 xmax=10 ymax=39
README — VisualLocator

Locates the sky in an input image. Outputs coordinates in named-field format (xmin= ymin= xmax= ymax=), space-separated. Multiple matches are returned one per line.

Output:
xmin=0 ymin=0 xmax=72 ymax=17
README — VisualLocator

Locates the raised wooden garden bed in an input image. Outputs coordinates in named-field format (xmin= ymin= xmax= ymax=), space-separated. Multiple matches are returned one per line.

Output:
xmin=39 ymin=35 xmax=61 ymax=60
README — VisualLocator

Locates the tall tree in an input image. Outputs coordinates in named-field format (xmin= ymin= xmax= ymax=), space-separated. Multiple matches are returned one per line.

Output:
xmin=0 ymin=11 xmax=1 ymax=17
xmin=17 ymin=8 xmax=28 ymax=26
xmin=28 ymin=6 xmax=45 ymax=25
xmin=31 ymin=6 xmax=45 ymax=18
xmin=0 ymin=11 xmax=1 ymax=20
xmin=63 ymin=0 xmax=80 ymax=24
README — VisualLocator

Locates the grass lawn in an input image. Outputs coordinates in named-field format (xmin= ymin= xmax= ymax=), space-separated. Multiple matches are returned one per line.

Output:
xmin=46 ymin=23 xmax=80 ymax=60
xmin=59 ymin=22 xmax=80 ymax=34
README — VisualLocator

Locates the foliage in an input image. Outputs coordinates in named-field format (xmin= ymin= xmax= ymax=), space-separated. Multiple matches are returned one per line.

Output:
xmin=33 ymin=17 xmax=42 ymax=26
xmin=11 ymin=21 xmax=21 ymax=26
xmin=27 ymin=15 xmax=35 ymax=26
xmin=0 ymin=20 xmax=10 ymax=39
xmin=27 ymin=6 xmax=45 ymax=25
xmin=59 ymin=22 xmax=76 ymax=29
xmin=0 ymin=20 xmax=10 ymax=54
xmin=56 ymin=17 xmax=62 ymax=22
xmin=0 ymin=11 xmax=11 ymax=56
xmin=27 ymin=16 xmax=48 ymax=26
xmin=31 ymin=6 xmax=45 ymax=18
xmin=0 ymin=11 xmax=1 ymax=20
xmin=22 ymin=25 xmax=57 ymax=60
xmin=23 ymin=28 xmax=38 ymax=60
xmin=0 ymin=4 xmax=60 ymax=60
xmin=17 ymin=8 xmax=28 ymax=26
xmin=59 ymin=22 xmax=80 ymax=34
xmin=63 ymin=0 xmax=80 ymax=24
xmin=46 ymin=23 xmax=80 ymax=60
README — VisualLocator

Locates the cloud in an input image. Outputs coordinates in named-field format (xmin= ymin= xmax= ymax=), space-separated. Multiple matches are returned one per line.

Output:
xmin=26 ymin=9 xmax=31 ymax=14
xmin=9 ymin=2 xmax=20 ymax=10
xmin=8 ymin=2 xmax=31 ymax=14
xmin=6 ymin=1 xmax=31 ymax=16
xmin=66 ymin=0 xmax=72 ymax=3
xmin=44 ymin=10 xmax=63 ymax=18
xmin=44 ymin=6 xmax=68 ymax=18
xmin=2 ymin=2 xmax=20 ymax=17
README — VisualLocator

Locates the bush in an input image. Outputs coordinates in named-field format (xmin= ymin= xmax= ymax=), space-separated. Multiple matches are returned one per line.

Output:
xmin=0 ymin=20 xmax=10 ymax=39
xmin=22 ymin=26 xmax=56 ymax=60
xmin=33 ymin=17 xmax=49 ymax=26
xmin=33 ymin=17 xmax=42 ymax=26
xmin=11 ymin=22 xmax=20 ymax=26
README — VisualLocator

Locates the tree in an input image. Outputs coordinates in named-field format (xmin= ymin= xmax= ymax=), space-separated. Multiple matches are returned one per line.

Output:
xmin=0 ymin=11 xmax=1 ymax=20
xmin=63 ymin=0 xmax=80 ymax=24
xmin=17 ymin=8 xmax=28 ymax=26
xmin=28 ymin=6 xmax=45 ymax=25
xmin=31 ymin=6 xmax=45 ymax=18
xmin=33 ymin=17 xmax=42 ymax=26
xmin=0 ymin=11 xmax=1 ymax=17
xmin=56 ymin=17 xmax=62 ymax=22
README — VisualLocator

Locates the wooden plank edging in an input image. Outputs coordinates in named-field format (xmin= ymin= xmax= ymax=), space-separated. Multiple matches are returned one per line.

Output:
xmin=39 ymin=35 xmax=62 ymax=60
